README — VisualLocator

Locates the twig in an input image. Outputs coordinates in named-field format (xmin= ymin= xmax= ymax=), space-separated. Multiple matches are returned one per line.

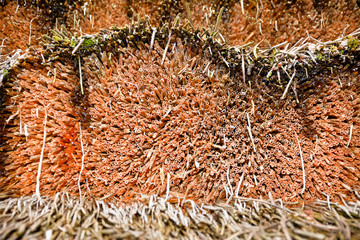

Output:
xmin=53 ymin=68 xmax=57 ymax=83
xmin=4 ymin=108 xmax=20 ymax=129
xmin=270 ymin=41 xmax=288 ymax=51
xmin=289 ymin=37 xmax=309 ymax=54
xmin=281 ymin=214 xmax=291 ymax=240
xmin=78 ymin=56 xmax=84 ymax=95
xmin=71 ymin=38 xmax=85 ymax=55
xmin=28 ymin=18 xmax=36 ymax=46
xmin=242 ymin=50 xmax=246 ymax=83
xmin=90 ymin=14 xmax=95 ymax=29
xmin=218 ymin=32 xmax=226 ymax=44
xmin=24 ymin=124 xmax=29 ymax=141
xmin=295 ymin=134 xmax=306 ymax=195
xmin=338 ymin=77 xmax=343 ymax=87
xmin=150 ymin=27 xmax=157 ymax=50
xmin=277 ymin=69 xmax=281 ymax=83
xmin=161 ymin=31 xmax=172 ymax=65
xmin=215 ymin=7 xmax=224 ymax=32
xmin=234 ymin=196 xmax=295 ymax=213
xmin=326 ymin=194 xmax=332 ymax=211
xmin=172 ymin=14 xmax=180 ymax=29
xmin=246 ymin=113 xmax=257 ymax=152
xmin=289 ymin=37 xmax=304 ymax=52
xmin=270 ymin=0 xmax=275 ymax=8
xmin=36 ymin=105 xmax=48 ymax=198
xmin=240 ymin=0 xmax=244 ymax=14
xmin=226 ymin=168 xmax=234 ymax=199
xmin=347 ymin=124 xmax=353 ymax=147
xmin=212 ymin=144 xmax=226 ymax=150
xmin=202 ymin=62 xmax=211 ymax=74
xmin=221 ymin=56 xmax=229 ymax=67
xmin=281 ymin=70 xmax=296 ymax=99
xmin=235 ymin=172 xmax=245 ymax=197
xmin=258 ymin=21 xmax=262 ymax=35
xmin=237 ymin=41 xmax=254 ymax=49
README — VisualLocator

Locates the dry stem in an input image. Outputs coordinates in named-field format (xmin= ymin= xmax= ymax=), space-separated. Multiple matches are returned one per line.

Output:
xmin=246 ymin=113 xmax=257 ymax=152
xmin=78 ymin=56 xmax=84 ymax=95
xmin=72 ymin=38 xmax=84 ymax=55
xmin=161 ymin=31 xmax=171 ymax=65
xmin=295 ymin=134 xmax=306 ymax=195
xmin=281 ymin=70 xmax=296 ymax=99
xmin=347 ymin=124 xmax=353 ymax=147
xmin=35 ymin=105 xmax=48 ymax=198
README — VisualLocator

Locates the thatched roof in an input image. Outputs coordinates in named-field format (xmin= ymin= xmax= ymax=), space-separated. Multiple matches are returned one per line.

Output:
xmin=1 ymin=0 xmax=360 ymax=239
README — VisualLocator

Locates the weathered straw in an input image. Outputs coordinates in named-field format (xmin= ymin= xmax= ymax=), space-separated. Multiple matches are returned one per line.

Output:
xmin=1 ymin=193 xmax=359 ymax=239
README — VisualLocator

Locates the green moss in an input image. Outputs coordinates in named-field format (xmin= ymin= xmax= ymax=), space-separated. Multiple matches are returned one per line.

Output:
xmin=84 ymin=38 xmax=95 ymax=47
xmin=329 ymin=45 xmax=338 ymax=53
xmin=271 ymin=48 xmax=277 ymax=55
xmin=316 ymin=53 xmax=325 ymax=61
xmin=53 ymin=35 xmax=63 ymax=42
xmin=70 ymin=38 xmax=78 ymax=47
xmin=269 ymin=56 xmax=276 ymax=65
xmin=348 ymin=36 xmax=359 ymax=51
xmin=3 ymin=69 xmax=9 ymax=77
xmin=1 ymin=69 xmax=10 ymax=84
xmin=82 ymin=38 xmax=98 ymax=51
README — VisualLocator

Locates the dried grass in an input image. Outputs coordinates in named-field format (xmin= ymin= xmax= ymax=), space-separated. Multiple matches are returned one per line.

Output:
xmin=0 ymin=50 xmax=27 ymax=87
xmin=0 ymin=1 xmax=360 ymax=239
xmin=0 ymin=194 xmax=360 ymax=239
xmin=229 ymin=0 xmax=360 ymax=47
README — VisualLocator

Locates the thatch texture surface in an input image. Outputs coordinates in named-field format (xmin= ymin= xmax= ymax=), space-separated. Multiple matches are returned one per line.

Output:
xmin=0 ymin=0 xmax=360 ymax=239
xmin=1 ymin=19 xmax=359 ymax=203
xmin=1 ymin=194 xmax=360 ymax=239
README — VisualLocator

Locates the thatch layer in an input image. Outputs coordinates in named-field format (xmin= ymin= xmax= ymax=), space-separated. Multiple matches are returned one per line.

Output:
xmin=1 ymin=194 xmax=360 ymax=239
xmin=0 ymin=2 xmax=47 ymax=52
xmin=229 ymin=0 xmax=360 ymax=47
xmin=0 ymin=2 xmax=359 ymax=238
xmin=1 ymin=21 xmax=359 ymax=203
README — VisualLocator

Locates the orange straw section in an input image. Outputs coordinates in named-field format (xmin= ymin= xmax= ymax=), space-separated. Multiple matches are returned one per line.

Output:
xmin=1 ymin=42 xmax=359 ymax=203
xmin=0 ymin=1 xmax=359 ymax=204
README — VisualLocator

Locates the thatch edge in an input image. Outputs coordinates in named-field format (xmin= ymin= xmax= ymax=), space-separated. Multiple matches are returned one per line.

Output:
xmin=41 ymin=20 xmax=360 ymax=90
xmin=1 ymin=193 xmax=360 ymax=239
